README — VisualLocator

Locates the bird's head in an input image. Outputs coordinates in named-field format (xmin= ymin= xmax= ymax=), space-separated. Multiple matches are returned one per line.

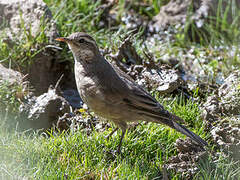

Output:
xmin=56 ymin=32 xmax=100 ymax=63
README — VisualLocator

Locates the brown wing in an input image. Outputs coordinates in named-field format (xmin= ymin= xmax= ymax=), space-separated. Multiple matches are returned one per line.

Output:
xmin=110 ymin=63 xmax=173 ymax=124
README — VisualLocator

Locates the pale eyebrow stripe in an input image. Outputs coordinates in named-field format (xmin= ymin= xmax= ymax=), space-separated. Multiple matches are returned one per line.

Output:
xmin=81 ymin=37 xmax=97 ymax=47
xmin=78 ymin=34 xmax=95 ymax=42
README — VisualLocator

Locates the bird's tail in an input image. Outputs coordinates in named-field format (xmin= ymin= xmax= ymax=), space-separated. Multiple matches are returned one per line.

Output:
xmin=170 ymin=114 xmax=208 ymax=147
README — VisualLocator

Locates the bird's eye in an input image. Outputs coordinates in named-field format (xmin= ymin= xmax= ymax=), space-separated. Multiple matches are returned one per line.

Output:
xmin=79 ymin=39 xmax=85 ymax=43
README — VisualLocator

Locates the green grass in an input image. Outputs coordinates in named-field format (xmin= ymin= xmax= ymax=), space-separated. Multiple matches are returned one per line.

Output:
xmin=1 ymin=0 xmax=240 ymax=179
xmin=180 ymin=0 xmax=240 ymax=46
xmin=195 ymin=154 xmax=240 ymax=180
xmin=0 ymin=96 xmax=207 ymax=179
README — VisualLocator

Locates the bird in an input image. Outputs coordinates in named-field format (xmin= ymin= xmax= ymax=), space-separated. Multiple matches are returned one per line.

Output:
xmin=55 ymin=32 xmax=208 ymax=153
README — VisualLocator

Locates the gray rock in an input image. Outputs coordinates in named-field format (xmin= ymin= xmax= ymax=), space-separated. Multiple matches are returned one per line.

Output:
xmin=0 ymin=64 xmax=23 ymax=84
xmin=201 ymin=71 xmax=240 ymax=161
xmin=210 ymin=117 xmax=240 ymax=161
xmin=20 ymin=87 xmax=70 ymax=129
xmin=153 ymin=0 xmax=193 ymax=30
xmin=109 ymin=36 xmax=182 ymax=94
xmin=218 ymin=71 xmax=240 ymax=115
xmin=141 ymin=68 xmax=181 ymax=94
xmin=152 ymin=0 xmax=239 ymax=31
xmin=28 ymin=50 xmax=75 ymax=95
xmin=166 ymin=138 xmax=207 ymax=178
xmin=201 ymin=95 xmax=221 ymax=123
xmin=0 ymin=0 xmax=58 ymax=42
xmin=202 ymin=71 xmax=240 ymax=119
xmin=0 ymin=0 xmax=77 ymax=95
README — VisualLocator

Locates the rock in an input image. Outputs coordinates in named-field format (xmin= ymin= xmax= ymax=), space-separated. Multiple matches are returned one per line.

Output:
xmin=0 ymin=64 xmax=29 ymax=120
xmin=0 ymin=0 xmax=58 ymax=42
xmin=218 ymin=71 xmax=240 ymax=115
xmin=109 ymin=36 xmax=182 ymax=94
xmin=0 ymin=0 xmax=78 ymax=95
xmin=0 ymin=64 xmax=29 ymax=105
xmin=201 ymin=95 xmax=221 ymax=123
xmin=19 ymin=87 xmax=70 ymax=130
xmin=0 ymin=64 xmax=23 ymax=84
xmin=110 ymin=35 xmax=143 ymax=66
xmin=201 ymin=71 xmax=240 ymax=161
xmin=56 ymin=113 xmax=72 ymax=131
xmin=112 ymin=63 xmax=182 ymax=95
xmin=28 ymin=50 xmax=75 ymax=95
xmin=63 ymin=107 xmax=109 ymax=135
xmin=210 ymin=117 xmax=240 ymax=161
xmin=202 ymin=71 xmax=240 ymax=122
xmin=152 ymin=0 xmax=240 ymax=35
xmin=141 ymin=67 xmax=181 ymax=94
xmin=153 ymin=0 xmax=193 ymax=30
xmin=166 ymin=137 xmax=207 ymax=178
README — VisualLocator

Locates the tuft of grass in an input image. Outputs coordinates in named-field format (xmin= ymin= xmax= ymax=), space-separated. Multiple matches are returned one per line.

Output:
xmin=0 ymin=17 xmax=49 ymax=71
xmin=45 ymin=0 xmax=102 ymax=35
xmin=194 ymin=153 xmax=240 ymax=180
xmin=177 ymin=0 xmax=240 ymax=46
xmin=0 ymin=81 xmax=21 ymax=112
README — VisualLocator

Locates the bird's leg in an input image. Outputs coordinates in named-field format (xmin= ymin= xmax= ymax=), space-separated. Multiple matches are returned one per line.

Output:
xmin=128 ymin=122 xmax=141 ymax=130
xmin=105 ymin=127 xmax=119 ymax=140
xmin=117 ymin=129 xmax=126 ymax=154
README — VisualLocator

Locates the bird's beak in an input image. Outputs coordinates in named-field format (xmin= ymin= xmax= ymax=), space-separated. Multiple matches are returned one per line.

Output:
xmin=55 ymin=37 xmax=71 ymax=42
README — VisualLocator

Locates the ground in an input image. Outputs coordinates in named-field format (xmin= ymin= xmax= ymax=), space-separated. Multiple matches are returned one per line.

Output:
xmin=0 ymin=0 xmax=240 ymax=179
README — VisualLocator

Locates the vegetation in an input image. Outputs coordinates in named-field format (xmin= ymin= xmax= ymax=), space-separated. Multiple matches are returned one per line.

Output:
xmin=0 ymin=0 xmax=240 ymax=179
